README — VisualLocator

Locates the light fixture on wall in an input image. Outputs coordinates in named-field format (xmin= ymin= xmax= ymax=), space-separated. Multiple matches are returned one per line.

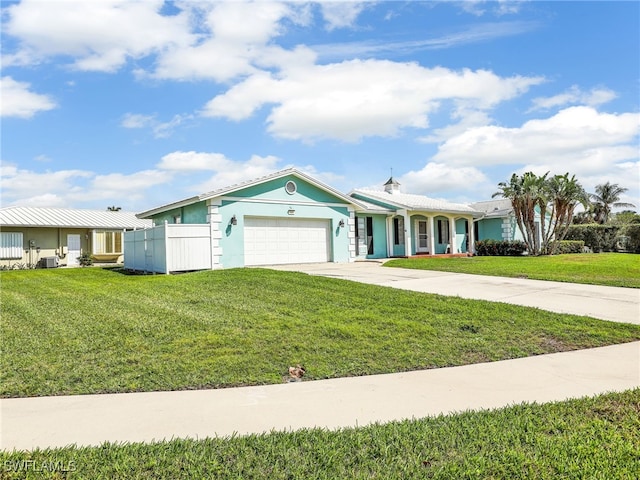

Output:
xmin=287 ymin=209 xmax=295 ymax=215
xmin=229 ymin=215 xmax=237 ymax=226
xmin=338 ymin=219 xmax=345 ymax=228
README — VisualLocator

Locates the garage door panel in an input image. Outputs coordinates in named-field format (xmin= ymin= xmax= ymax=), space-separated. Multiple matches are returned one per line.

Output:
xmin=244 ymin=217 xmax=331 ymax=266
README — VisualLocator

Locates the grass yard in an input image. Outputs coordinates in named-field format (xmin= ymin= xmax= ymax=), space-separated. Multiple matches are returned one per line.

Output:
xmin=386 ymin=253 xmax=640 ymax=288
xmin=2 ymin=267 xmax=639 ymax=398
xmin=1 ymin=389 xmax=638 ymax=479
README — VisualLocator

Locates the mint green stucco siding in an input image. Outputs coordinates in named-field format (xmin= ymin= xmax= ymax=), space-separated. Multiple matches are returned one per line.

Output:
xmin=152 ymin=201 xmax=208 ymax=225
xmin=218 ymin=200 xmax=351 ymax=268
xmin=148 ymin=174 xmax=354 ymax=269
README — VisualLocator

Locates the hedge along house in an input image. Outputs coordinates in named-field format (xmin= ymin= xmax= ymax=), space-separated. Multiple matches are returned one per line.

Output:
xmin=0 ymin=207 xmax=151 ymax=268
xmin=128 ymin=169 xmax=485 ymax=273
xmin=350 ymin=178 xmax=483 ymax=258
xmin=129 ymin=169 xmax=364 ymax=272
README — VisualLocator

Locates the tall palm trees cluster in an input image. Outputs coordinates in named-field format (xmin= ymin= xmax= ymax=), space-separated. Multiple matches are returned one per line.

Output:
xmin=585 ymin=182 xmax=635 ymax=225
xmin=493 ymin=173 xmax=634 ymax=255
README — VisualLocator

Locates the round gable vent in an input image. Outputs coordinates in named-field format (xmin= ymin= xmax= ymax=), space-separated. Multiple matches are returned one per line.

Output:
xmin=285 ymin=180 xmax=297 ymax=195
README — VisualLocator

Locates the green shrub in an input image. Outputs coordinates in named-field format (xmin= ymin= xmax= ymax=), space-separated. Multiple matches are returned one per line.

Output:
xmin=78 ymin=253 xmax=94 ymax=267
xmin=475 ymin=239 xmax=527 ymax=256
xmin=565 ymin=224 xmax=620 ymax=252
xmin=621 ymin=224 xmax=640 ymax=253
xmin=553 ymin=240 xmax=585 ymax=254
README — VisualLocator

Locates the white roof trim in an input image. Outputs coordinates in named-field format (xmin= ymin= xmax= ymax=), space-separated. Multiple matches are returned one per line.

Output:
xmin=137 ymin=168 xmax=367 ymax=218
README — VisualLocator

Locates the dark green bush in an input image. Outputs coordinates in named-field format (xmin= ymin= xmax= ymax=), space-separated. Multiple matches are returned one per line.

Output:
xmin=620 ymin=224 xmax=640 ymax=253
xmin=78 ymin=253 xmax=94 ymax=267
xmin=475 ymin=239 xmax=527 ymax=256
xmin=565 ymin=224 xmax=620 ymax=252
xmin=553 ymin=240 xmax=585 ymax=254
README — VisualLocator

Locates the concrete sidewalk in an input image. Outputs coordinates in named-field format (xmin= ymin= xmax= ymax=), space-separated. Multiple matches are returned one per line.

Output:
xmin=269 ymin=262 xmax=640 ymax=324
xmin=2 ymin=341 xmax=638 ymax=451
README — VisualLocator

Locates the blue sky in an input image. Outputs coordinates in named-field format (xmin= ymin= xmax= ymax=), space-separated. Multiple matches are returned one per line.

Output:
xmin=2 ymin=0 xmax=639 ymax=212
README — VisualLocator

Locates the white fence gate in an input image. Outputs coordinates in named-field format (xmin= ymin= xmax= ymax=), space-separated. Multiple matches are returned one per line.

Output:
xmin=124 ymin=224 xmax=216 ymax=274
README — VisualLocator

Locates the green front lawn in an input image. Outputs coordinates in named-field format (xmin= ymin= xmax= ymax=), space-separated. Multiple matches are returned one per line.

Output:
xmin=386 ymin=253 xmax=640 ymax=288
xmin=2 ymin=389 xmax=638 ymax=479
xmin=2 ymin=268 xmax=639 ymax=398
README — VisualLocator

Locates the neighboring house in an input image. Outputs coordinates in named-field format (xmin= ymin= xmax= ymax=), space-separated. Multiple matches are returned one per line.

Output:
xmin=128 ymin=168 xmax=485 ymax=273
xmin=0 ymin=207 xmax=151 ymax=267
xmin=471 ymin=199 xmax=546 ymax=247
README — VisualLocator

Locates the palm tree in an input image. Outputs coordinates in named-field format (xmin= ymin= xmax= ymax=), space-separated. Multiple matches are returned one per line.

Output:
xmin=589 ymin=182 xmax=635 ymax=224
xmin=542 ymin=173 xmax=589 ymax=254
xmin=107 ymin=206 xmax=122 ymax=212
xmin=493 ymin=172 xmax=547 ymax=255
xmin=494 ymin=172 xmax=588 ymax=255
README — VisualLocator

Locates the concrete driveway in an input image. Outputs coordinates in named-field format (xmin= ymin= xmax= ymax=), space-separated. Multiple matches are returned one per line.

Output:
xmin=268 ymin=261 xmax=640 ymax=324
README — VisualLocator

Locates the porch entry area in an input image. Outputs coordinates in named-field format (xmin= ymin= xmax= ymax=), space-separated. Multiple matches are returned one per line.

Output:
xmin=389 ymin=215 xmax=473 ymax=257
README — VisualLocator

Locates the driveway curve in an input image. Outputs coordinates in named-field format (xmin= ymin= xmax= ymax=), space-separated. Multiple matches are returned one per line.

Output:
xmin=268 ymin=262 xmax=640 ymax=325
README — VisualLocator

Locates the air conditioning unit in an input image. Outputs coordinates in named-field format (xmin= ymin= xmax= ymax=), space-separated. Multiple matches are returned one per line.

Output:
xmin=40 ymin=256 xmax=59 ymax=268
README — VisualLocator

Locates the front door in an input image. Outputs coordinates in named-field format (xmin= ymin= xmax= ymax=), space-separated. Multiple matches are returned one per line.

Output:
xmin=416 ymin=220 xmax=429 ymax=253
xmin=67 ymin=234 xmax=81 ymax=266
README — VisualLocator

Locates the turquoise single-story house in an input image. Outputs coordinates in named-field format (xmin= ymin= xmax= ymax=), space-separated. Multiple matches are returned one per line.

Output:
xmin=129 ymin=168 xmax=487 ymax=272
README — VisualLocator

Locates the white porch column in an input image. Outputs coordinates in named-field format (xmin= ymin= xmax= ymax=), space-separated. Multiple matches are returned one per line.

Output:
xmin=386 ymin=216 xmax=394 ymax=258
xmin=429 ymin=216 xmax=436 ymax=255
xmin=401 ymin=210 xmax=411 ymax=256
xmin=468 ymin=216 xmax=475 ymax=254
xmin=449 ymin=216 xmax=457 ymax=254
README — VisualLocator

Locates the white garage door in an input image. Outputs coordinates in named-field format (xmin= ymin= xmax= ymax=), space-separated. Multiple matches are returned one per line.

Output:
xmin=244 ymin=217 xmax=331 ymax=266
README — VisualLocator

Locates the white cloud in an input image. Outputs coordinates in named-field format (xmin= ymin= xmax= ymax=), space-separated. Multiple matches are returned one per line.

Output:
xmin=203 ymin=60 xmax=543 ymax=142
xmin=191 ymin=155 xmax=282 ymax=193
xmin=0 ymin=163 xmax=92 ymax=206
xmin=398 ymin=162 xmax=490 ymax=195
xmin=121 ymin=113 xmax=155 ymax=129
xmin=149 ymin=1 xmax=310 ymax=82
xmin=0 ymin=162 xmax=172 ymax=208
xmin=429 ymin=106 xmax=640 ymax=206
xmin=157 ymin=151 xmax=233 ymax=171
xmin=121 ymin=112 xmax=194 ymax=138
xmin=434 ymin=106 xmax=639 ymax=166
xmin=530 ymin=85 xmax=617 ymax=111
xmin=0 ymin=76 xmax=57 ymax=118
xmin=320 ymin=2 xmax=369 ymax=31
xmin=4 ymin=0 xmax=194 ymax=72
xmin=529 ymin=85 xmax=617 ymax=112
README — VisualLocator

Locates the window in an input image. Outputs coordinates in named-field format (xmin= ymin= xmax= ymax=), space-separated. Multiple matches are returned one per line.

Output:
xmin=285 ymin=180 xmax=297 ymax=195
xmin=0 ymin=232 xmax=23 ymax=259
xmin=393 ymin=217 xmax=405 ymax=246
xmin=437 ymin=219 xmax=450 ymax=244
xmin=94 ymin=231 xmax=123 ymax=255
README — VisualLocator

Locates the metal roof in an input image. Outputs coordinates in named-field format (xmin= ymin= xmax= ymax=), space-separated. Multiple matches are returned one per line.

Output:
xmin=0 ymin=207 xmax=152 ymax=229
xmin=352 ymin=189 xmax=482 ymax=215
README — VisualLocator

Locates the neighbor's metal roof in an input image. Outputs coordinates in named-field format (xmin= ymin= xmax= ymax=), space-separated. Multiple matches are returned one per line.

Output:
xmin=352 ymin=189 xmax=481 ymax=215
xmin=0 ymin=206 xmax=152 ymax=229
